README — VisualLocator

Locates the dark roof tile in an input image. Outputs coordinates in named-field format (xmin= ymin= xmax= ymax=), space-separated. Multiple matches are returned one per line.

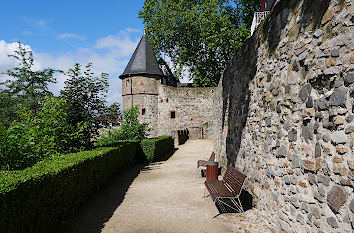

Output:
xmin=119 ymin=34 xmax=164 ymax=79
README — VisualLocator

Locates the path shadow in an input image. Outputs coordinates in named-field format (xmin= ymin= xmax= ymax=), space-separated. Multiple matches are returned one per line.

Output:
xmin=52 ymin=163 xmax=148 ymax=233
xmin=158 ymin=148 xmax=178 ymax=162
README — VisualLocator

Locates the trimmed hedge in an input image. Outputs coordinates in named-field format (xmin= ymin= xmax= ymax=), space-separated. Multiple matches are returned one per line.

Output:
xmin=140 ymin=136 xmax=174 ymax=162
xmin=0 ymin=142 xmax=138 ymax=233
xmin=95 ymin=136 xmax=175 ymax=163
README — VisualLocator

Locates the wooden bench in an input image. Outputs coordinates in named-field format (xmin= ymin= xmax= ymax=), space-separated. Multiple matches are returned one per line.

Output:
xmin=204 ymin=165 xmax=247 ymax=213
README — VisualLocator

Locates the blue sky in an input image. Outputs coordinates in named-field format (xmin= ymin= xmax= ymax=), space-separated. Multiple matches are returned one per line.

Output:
xmin=0 ymin=0 xmax=147 ymax=105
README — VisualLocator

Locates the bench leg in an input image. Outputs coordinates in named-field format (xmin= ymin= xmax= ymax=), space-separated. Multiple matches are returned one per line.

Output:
xmin=203 ymin=187 xmax=210 ymax=198
xmin=215 ymin=197 xmax=243 ymax=214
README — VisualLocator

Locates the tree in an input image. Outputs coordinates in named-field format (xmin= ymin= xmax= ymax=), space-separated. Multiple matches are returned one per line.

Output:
xmin=119 ymin=106 xmax=150 ymax=140
xmin=0 ymin=97 xmax=85 ymax=170
xmin=138 ymin=0 xmax=259 ymax=87
xmin=105 ymin=102 xmax=122 ymax=126
xmin=96 ymin=106 xmax=151 ymax=147
xmin=60 ymin=63 xmax=109 ymax=149
xmin=1 ymin=42 xmax=57 ymax=113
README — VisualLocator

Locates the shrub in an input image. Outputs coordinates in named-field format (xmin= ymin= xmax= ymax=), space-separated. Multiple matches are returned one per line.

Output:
xmin=0 ymin=142 xmax=138 ymax=233
xmin=96 ymin=106 xmax=150 ymax=147
xmin=0 ymin=97 xmax=86 ymax=170
xmin=140 ymin=136 xmax=174 ymax=162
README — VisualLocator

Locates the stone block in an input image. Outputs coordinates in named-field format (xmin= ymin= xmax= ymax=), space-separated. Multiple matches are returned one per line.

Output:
xmin=323 ymin=146 xmax=332 ymax=155
xmin=326 ymin=216 xmax=338 ymax=228
xmin=330 ymin=87 xmax=348 ymax=107
xmin=315 ymin=142 xmax=321 ymax=158
xmin=299 ymin=84 xmax=312 ymax=102
xmin=315 ymin=97 xmax=329 ymax=111
xmin=298 ymin=180 xmax=308 ymax=188
xmin=333 ymin=164 xmax=348 ymax=176
xmin=333 ymin=116 xmax=345 ymax=125
xmin=340 ymin=178 xmax=353 ymax=187
xmin=330 ymin=48 xmax=339 ymax=57
xmin=317 ymin=175 xmax=330 ymax=186
xmin=336 ymin=146 xmax=349 ymax=154
xmin=327 ymin=186 xmax=347 ymax=214
xmin=333 ymin=155 xmax=343 ymax=163
xmin=321 ymin=9 xmax=334 ymax=25
xmin=291 ymin=154 xmax=300 ymax=168
xmin=324 ymin=66 xmax=340 ymax=75
xmin=308 ymin=173 xmax=317 ymax=185
xmin=288 ymin=128 xmax=297 ymax=142
xmin=345 ymin=125 xmax=354 ymax=134
xmin=276 ymin=145 xmax=287 ymax=158
xmin=303 ymin=160 xmax=315 ymax=171
xmin=330 ymin=131 xmax=347 ymax=144
xmin=326 ymin=57 xmax=336 ymax=67
xmin=344 ymin=72 xmax=354 ymax=85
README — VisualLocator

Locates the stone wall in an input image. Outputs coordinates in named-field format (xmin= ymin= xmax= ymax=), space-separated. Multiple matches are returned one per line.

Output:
xmin=214 ymin=0 xmax=354 ymax=232
xmin=122 ymin=75 xmax=161 ymax=137
xmin=157 ymin=85 xmax=217 ymax=141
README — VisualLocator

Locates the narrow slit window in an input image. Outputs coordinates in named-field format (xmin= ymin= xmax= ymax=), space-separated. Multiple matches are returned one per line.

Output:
xmin=142 ymin=108 xmax=146 ymax=115
xmin=170 ymin=111 xmax=176 ymax=119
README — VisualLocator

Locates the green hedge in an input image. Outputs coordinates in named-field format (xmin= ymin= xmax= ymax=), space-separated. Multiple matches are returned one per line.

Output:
xmin=95 ymin=137 xmax=175 ymax=163
xmin=140 ymin=136 xmax=174 ymax=162
xmin=0 ymin=142 xmax=138 ymax=233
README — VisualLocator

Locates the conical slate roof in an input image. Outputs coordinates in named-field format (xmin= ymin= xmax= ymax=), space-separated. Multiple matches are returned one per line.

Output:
xmin=119 ymin=34 xmax=164 ymax=79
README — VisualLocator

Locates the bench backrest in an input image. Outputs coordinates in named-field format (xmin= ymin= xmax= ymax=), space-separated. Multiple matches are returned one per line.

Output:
xmin=223 ymin=165 xmax=247 ymax=196
xmin=208 ymin=152 xmax=216 ymax=162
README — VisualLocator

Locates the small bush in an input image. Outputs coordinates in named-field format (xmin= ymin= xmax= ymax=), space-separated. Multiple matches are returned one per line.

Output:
xmin=0 ymin=142 xmax=138 ymax=233
xmin=96 ymin=106 xmax=150 ymax=147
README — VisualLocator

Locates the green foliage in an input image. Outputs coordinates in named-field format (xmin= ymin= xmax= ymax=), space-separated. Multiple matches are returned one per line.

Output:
xmin=0 ymin=42 xmax=57 ymax=125
xmin=105 ymin=102 xmax=122 ymax=125
xmin=1 ymin=42 xmax=57 ymax=110
xmin=140 ymin=136 xmax=174 ymax=162
xmin=60 ymin=63 xmax=109 ymax=149
xmin=96 ymin=106 xmax=150 ymax=147
xmin=0 ymin=97 xmax=85 ymax=170
xmin=120 ymin=106 xmax=151 ymax=140
xmin=0 ymin=143 xmax=138 ymax=233
xmin=139 ymin=0 xmax=258 ymax=87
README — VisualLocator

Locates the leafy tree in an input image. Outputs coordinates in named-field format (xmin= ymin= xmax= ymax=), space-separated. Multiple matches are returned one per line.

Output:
xmin=105 ymin=102 xmax=122 ymax=125
xmin=96 ymin=106 xmax=151 ymax=147
xmin=119 ymin=106 xmax=150 ymax=140
xmin=1 ymin=42 xmax=57 ymax=113
xmin=0 ymin=97 xmax=85 ymax=170
xmin=60 ymin=63 xmax=109 ymax=149
xmin=138 ymin=0 xmax=259 ymax=87
xmin=0 ymin=92 xmax=18 ymax=127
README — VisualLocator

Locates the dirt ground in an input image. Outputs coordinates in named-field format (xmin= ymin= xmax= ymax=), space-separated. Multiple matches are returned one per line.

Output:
xmin=54 ymin=140 xmax=273 ymax=233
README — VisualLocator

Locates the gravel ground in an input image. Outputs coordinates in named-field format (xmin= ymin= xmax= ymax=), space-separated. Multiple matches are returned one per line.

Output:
xmin=54 ymin=139 xmax=272 ymax=233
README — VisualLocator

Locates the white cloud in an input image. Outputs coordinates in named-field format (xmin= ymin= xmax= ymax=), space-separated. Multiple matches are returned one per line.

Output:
xmin=58 ymin=33 xmax=86 ymax=40
xmin=95 ymin=29 xmax=141 ymax=58
xmin=0 ymin=29 xmax=141 ymax=105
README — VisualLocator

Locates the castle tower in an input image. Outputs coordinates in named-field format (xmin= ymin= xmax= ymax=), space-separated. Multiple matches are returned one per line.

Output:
xmin=119 ymin=34 xmax=165 ymax=137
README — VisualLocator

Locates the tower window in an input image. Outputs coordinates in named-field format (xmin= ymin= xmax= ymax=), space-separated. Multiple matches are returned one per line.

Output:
xmin=170 ymin=111 xmax=176 ymax=119
xmin=142 ymin=108 xmax=146 ymax=115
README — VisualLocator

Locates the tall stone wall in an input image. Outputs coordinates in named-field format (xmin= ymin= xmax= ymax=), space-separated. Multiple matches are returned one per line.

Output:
xmin=157 ymin=85 xmax=217 ymax=140
xmin=215 ymin=0 xmax=354 ymax=232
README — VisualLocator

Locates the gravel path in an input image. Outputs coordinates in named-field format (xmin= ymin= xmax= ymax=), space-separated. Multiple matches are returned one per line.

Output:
xmin=55 ymin=139 xmax=273 ymax=233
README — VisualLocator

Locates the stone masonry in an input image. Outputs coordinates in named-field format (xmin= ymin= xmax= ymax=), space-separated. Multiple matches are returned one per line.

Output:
xmin=214 ymin=0 xmax=354 ymax=232
xmin=120 ymin=34 xmax=217 ymax=142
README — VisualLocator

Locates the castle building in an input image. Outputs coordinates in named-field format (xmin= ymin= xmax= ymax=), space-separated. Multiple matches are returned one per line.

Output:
xmin=119 ymin=34 xmax=217 ymax=142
